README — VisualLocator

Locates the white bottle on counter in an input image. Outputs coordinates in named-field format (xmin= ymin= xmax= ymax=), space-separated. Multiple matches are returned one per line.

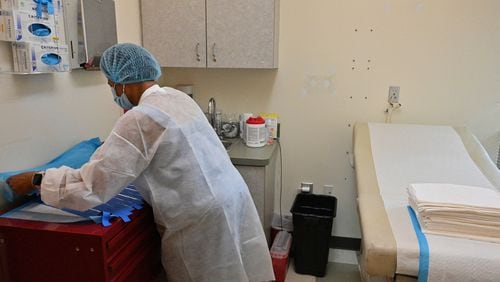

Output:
xmin=240 ymin=113 xmax=253 ymax=141
xmin=245 ymin=116 xmax=267 ymax=148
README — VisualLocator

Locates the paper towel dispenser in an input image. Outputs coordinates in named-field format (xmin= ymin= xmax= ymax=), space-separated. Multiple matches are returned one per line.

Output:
xmin=64 ymin=0 xmax=117 ymax=70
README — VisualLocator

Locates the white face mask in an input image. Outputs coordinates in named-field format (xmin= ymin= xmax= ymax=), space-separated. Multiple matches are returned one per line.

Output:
xmin=111 ymin=84 xmax=134 ymax=110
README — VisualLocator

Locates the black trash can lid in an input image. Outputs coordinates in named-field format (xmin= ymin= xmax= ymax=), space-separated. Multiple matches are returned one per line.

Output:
xmin=291 ymin=193 xmax=337 ymax=218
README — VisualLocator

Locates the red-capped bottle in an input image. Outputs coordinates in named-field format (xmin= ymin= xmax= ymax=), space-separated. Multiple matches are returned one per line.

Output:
xmin=245 ymin=116 xmax=267 ymax=147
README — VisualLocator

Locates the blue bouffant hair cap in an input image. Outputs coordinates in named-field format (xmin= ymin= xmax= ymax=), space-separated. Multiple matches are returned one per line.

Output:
xmin=100 ymin=43 xmax=162 ymax=84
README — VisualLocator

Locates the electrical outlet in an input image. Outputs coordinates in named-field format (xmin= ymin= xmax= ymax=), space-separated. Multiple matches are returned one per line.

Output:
xmin=300 ymin=182 xmax=314 ymax=193
xmin=388 ymin=86 xmax=400 ymax=104
xmin=324 ymin=185 xmax=334 ymax=195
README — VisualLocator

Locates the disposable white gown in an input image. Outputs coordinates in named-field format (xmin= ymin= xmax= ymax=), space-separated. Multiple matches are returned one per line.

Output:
xmin=40 ymin=85 xmax=275 ymax=282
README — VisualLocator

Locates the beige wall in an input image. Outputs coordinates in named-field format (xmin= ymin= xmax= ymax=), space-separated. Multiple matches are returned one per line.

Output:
xmin=0 ymin=66 xmax=120 ymax=208
xmin=115 ymin=0 xmax=142 ymax=44
xmin=0 ymin=0 xmax=498 ymax=240
xmin=162 ymin=0 xmax=500 ymax=239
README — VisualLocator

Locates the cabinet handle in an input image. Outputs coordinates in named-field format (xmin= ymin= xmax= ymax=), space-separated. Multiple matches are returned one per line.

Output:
xmin=212 ymin=43 xmax=217 ymax=62
xmin=195 ymin=43 xmax=201 ymax=62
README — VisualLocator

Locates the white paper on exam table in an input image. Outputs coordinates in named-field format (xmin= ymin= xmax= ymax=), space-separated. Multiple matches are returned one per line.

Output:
xmin=1 ymin=201 xmax=90 ymax=223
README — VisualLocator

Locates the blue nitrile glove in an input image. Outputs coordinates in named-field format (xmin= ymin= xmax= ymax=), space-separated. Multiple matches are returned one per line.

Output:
xmin=29 ymin=24 xmax=51 ymax=37
xmin=41 ymin=53 xmax=61 ymax=65
xmin=34 ymin=0 xmax=54 ymax=17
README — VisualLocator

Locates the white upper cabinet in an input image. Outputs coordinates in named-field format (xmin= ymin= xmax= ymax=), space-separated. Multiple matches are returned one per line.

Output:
xmin=141 ymin=0 xmax=207 ymax=68
xmin=141 ymin=0 xmax=279 ymax=69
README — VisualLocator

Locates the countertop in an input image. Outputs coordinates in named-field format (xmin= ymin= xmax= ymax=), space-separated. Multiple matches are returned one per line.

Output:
xmin=226 ymin=138 xmax=278 ymax=166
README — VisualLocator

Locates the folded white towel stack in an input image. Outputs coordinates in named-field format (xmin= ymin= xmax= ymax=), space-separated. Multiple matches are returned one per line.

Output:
xmin=408 ymin=183 xmax=500 ymax=243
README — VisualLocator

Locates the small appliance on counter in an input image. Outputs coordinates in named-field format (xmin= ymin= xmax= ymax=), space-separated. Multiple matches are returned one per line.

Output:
xmin=221 ymin=113 xmax=239 ymax=138
xmin=222 ymin=122 xmax=239 ymax=138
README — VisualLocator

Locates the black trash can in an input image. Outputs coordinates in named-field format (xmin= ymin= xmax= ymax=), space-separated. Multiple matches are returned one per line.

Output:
xmin=290 ymin=193 xmax=337 ymax=277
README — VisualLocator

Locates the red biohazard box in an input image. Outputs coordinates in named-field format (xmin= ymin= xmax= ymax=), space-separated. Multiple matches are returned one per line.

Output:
xmin=0 ymin=204 xmax=161 ymax=282
xmin=270 ymin=231 xmax=292 ymax=282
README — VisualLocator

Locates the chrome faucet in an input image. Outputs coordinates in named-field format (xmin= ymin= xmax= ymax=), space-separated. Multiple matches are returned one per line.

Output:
xmin=208 ymin=97 xmax=224 ymax=139
xmin=208 ymin=97 xmax=216 ymax=129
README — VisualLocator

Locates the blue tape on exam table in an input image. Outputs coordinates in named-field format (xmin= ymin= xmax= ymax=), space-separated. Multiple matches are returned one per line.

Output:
xmin=1 ymin=185 xmax=144 ymax=227
xmin=96 ymin=200 xmax=133 ymax=222
xmin=0 ymin=137 xmax=102 ymax=202
xmin=120 ymin=192 xmax=143 ymax=209
xmin=408 ymin=206 xmax=429 ymax=282
xmin=62 ymin=185 xmax=145 ymax=227
xmin=120 ymin=186 xmax=142 ymax=198
xmin=115 ymin=194 xmax=144 ymax=210
xmin=63 ymin=188 xmax=143 ymax=226
xmin=101 ymin=211 xmax=112 ymax=227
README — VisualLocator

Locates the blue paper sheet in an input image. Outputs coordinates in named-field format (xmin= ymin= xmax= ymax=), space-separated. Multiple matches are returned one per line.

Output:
xmin=0 ymin=137 xmax=145 ymax=227
xmin=0 ymin=137 xmax=101 ymax=202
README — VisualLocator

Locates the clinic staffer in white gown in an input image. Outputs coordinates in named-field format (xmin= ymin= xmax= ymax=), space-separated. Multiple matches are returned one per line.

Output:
xmin=7 ymin=43 xmax=275 ymax=282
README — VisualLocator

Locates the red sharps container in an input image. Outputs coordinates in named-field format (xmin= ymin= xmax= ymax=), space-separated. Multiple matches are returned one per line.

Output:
xmin=270 ymin=231 xmax=292 ymax=282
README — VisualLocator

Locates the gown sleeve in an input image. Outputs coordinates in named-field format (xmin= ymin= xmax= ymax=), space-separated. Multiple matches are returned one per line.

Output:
xmin=41 ymin=108 xmax=166 ymax=211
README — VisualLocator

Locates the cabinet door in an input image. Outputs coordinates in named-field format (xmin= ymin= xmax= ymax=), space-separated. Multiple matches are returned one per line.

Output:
xmin=206 ymin=0 xmax=278 ymax=68
xmin=141 ymin=0 xmax=207 ymax=68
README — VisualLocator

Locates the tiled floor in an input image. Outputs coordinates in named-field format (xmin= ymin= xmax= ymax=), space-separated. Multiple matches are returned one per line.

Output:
xmin=285 ymin=260 xmax=361 ymax=282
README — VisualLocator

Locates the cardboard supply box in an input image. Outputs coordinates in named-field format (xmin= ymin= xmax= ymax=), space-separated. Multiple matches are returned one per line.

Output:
xmin=0 ymin=9 xmax=14 ymax=41
xmin=260 ymin=113 xmax=279 ymax=139
xmin=13 ymin=41 xmax=69 ymax=72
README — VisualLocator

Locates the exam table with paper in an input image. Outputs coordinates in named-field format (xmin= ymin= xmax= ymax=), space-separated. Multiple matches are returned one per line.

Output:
xmin=353 ymin=123 xmax=500 ymax=282
xmin=0 ymin=139 xmax=161 ymax=281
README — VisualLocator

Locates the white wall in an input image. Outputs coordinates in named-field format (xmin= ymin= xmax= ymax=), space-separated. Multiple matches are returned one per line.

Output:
xmin=162 ymin=0 xmax=500 ymax=239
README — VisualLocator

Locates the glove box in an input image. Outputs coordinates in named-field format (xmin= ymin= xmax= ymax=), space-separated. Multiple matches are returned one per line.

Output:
xmin=0 ymin=204 xmax=161 ymax=282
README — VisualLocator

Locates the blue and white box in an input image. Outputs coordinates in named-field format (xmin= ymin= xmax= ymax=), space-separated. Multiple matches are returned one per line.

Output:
xmin=13 ymin=9 xmax=62 ymax=43
xmin=13 ymin=41 xmax=69 ymax=72
xmin=0 ymin=0 xmax=62 ymax=14
xmin=1 ymin=0 xmax=62 ymax=16
xmin=0 ymin=9 xmax=63 ymax=43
